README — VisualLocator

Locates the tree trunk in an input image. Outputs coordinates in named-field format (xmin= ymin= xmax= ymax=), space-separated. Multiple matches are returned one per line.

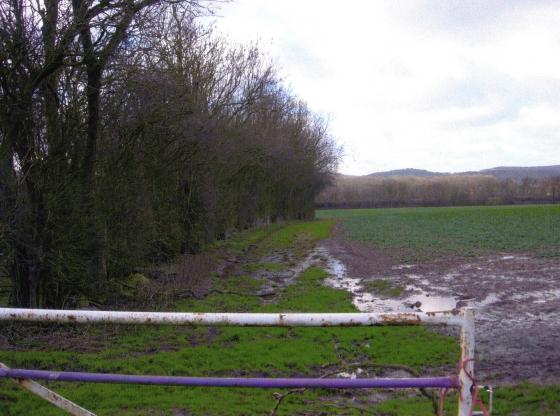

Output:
xmin=82 ymin=48 xmax=108 ymax=290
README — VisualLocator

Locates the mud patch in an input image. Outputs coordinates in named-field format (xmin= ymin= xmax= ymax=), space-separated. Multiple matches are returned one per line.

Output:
xmin=323 ymin=249 xmax=491 ymax=313
xmin=323 ymin=225 xmax=560 ymax=384
xmin=252 ymin=248 xmax=329 ymax=301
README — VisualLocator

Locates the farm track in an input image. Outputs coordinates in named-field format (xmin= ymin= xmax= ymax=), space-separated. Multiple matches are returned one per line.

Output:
xmin=323 ymin=223 xmax=560 ymax=385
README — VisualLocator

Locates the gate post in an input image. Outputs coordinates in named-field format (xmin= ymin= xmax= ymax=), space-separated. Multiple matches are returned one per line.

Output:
xmin=458 ymin=308 xmax=475 ymax=416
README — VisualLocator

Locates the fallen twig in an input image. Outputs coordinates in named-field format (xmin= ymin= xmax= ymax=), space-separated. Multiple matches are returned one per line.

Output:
xmin=269 ymin=361 xmax=440 ymax=416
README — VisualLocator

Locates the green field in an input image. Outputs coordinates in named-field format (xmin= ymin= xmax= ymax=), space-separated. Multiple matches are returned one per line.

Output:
xmin=1 ymin=218 xmax=558 ymax=415
xmin=317 ymin=205 xmax=560 ymax=258
xmin=0 ymin=221 xmax=459 ymax=415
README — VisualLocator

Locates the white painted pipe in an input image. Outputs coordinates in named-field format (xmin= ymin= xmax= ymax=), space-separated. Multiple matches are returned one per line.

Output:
xmin=458 ymin=308 xmax=476 ymax=416
xmin=0 ymin=307 xmax=474 ymax=416
xmin=0 ymin=308 xmax=466 ymax=327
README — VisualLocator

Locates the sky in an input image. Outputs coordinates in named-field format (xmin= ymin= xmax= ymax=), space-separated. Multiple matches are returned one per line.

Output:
xmin=209 ymin=0 xmax=560 ymax=175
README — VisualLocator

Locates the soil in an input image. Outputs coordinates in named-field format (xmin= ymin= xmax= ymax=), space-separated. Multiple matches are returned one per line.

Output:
xmin=322 ymin=224 xmax=560 ymax=385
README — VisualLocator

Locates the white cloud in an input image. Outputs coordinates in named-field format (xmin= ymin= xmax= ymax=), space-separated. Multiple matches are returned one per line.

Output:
xmin=209 ymin=0 xmax=560 ymax=174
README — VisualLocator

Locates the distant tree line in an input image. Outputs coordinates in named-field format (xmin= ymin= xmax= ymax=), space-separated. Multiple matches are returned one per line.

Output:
xmin=317 ymin=175 xmax=560 ymax=209
xmin=0 ymin=1 xmax=339 ymax=307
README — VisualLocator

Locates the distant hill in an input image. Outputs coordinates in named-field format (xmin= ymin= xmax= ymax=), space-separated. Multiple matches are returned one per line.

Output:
xmin=367 ymin=168 xmax=447 ymax=177
xmin=478 ymin=165 xmax=560 ymax=181
xmin=366 ymin=165 xmax=560 ymax=181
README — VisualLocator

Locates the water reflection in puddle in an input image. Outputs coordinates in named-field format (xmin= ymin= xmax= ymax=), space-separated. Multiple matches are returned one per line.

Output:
xmin=321 ymin=246 xmax=498 ymax=313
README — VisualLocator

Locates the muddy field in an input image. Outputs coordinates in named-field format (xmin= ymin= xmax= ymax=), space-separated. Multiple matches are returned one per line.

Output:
xmin=319 ymin=224 xmax=560 ymax=384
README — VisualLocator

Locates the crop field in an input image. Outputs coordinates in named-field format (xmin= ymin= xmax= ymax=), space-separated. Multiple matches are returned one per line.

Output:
xmin=1 ymin=213 xmax=559 ymax=414
xmin=317 ymin=204 xmax=560 ymax=414
xmin=317 ymin=204 xmax=560 ymax=259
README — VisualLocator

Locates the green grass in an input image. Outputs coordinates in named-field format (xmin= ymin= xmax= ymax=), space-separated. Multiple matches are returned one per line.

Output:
xmin=2 ymin=381 xmax=556 ymax=416
xmin=491 ymin=383 xmax=560 ymax=415
xmin=211 ymin=220 xmax=334 ymax=257
xmin=362 ymin=279 xmax=406 ymax=298
xmin=243 ymin=262 xmax=286 ymax=273
xmin=1 ymin=217 xmax=558 ymax=415
xmin=256 ymin=219 xmax=334 ymax=258
xmin=317 ymin=205 xmax=560 ymax=258
xmin=0 ymin=220 xmax=459 ymax=415
xmin=370 ymin=383 xmax=560 ymax=416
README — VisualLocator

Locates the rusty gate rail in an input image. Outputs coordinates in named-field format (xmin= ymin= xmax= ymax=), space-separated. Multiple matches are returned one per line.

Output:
xmin=0 ymin=307 xmax=476 ymax=416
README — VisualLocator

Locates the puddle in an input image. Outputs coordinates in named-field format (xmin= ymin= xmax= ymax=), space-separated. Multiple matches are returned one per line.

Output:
xmin=510 ymin=288 xmax=560 ymax=303
xmin=392 ymin=264 xmax=415 ymax=270
xmin=254 ymin=241 xmax=560 ymax=382
xmin=257 ymin=246 xmax=503 ymax=313
xmin=322 ymin=234 xmax=560 ymax=383
xmin=500 ymin=254 xmax=529 ymax=261
xmin=337 ymin=368 xmax=364 ymax=379
xmin=476 ymin=293 xmax=501 ymax=307
xmin=322 ymin=246 xmax=500 ymax=313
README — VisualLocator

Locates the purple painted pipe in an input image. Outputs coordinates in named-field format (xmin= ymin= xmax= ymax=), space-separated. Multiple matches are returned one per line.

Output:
xmin=0 ymin=368 xmax=458 ymax=389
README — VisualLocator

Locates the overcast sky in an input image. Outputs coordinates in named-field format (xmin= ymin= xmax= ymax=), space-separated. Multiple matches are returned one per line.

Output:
xmin=209 ymin=0 xmax=560 ymax=175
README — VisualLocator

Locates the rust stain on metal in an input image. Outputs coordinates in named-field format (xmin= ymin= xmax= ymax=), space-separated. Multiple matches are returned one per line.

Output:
xmin=426 ymin=308 xmax=460 ymax=318
xmin=0 ymin=309 xmax=474 ymax=414
xmin=449 ymin=375 xmax=460 ymax=389
xmin=0 ymin=308 xmax=467 ymax=328
xmin=378 ymin=313 xmax=421 ymax=325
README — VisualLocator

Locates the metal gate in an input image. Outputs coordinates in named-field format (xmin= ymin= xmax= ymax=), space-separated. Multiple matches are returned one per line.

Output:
xmin=0 ymin=307 xmax=476 ymax=415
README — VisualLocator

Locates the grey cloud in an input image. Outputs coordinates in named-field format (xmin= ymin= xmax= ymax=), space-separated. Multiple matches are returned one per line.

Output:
xmin=410 ymin=0 xmax=555 ymax=34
